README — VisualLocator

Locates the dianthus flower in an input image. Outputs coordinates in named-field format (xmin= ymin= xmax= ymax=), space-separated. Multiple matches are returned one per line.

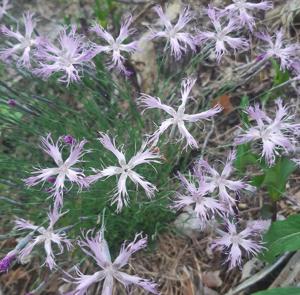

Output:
xmin=195 ymin=150 xmax=255 ymax=209
xmin=138 ymin=77 xmax=222 ymax=149
xmin=212 ymin=220 xmax=265 ymax=269
xmin=34 ymin=26 xmax=94 ymax=84
xmin=196 ymin=6 xmax=249 ymax=63
xmin=235 ymin=99 xmax=300 ymax=166
xmin=148 ymin=5 xmax=195 ymax=60
xmin=68 ymin=228 xmax=158 ymax=294
xmin=256 ymin=29 xmax=299 ymax=70
xmin=88 ymin=133 xmax=160 ymax=212
xmin=0 ymin=0 xmax=11 ymax=20
xmin=246 ymin=219 xmax=270 ymax=234
xmin=172 ymin=171 xmax=224 ymax=225
xmin=25 ymin=134 xmax=89 ymax=208
xmin=15 ymin=208 xmax=72 ymax=270
xmin=224 ymin=0 xmax=273 ymax=31
xmin=291 ymin=60 xmax=300 ymax=78
xmin=0 ymin=12 xmax=42 ymax=67
xmin=90 ymin=16 xmax=137 ymax=75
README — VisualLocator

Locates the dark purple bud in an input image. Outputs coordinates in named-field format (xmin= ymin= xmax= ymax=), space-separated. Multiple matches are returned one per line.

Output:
xmin=7 ymin=99 xmax=17 ymax=107
xmin=256 ymin=53 xmax=266 ymax=62
xmin=63 ymin=135 xmax=75 ymax=145
xmin=0 ymin=253 xmax=16 ymax=273
xmin=47 ymin=176 xmax=56 ymax=184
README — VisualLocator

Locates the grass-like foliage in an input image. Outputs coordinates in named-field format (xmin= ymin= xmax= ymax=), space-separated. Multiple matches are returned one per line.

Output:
xmin=0 ymin=61 xmax=180 ymax=255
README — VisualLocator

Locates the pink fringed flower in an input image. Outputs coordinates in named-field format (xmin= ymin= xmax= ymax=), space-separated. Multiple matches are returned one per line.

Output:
xmin=25 ymin=134 xmax=89 ymax=208
xmin=90 ymin=16 xmax=138 ymax=75
xmin=212 ymin=220 xmax=265 ymax=269
xmin=196 ymin=7 xmax=249 ymax=63
xmin=15 ymin=208 xmax=72 ymax=270
xmin=34 ymin=26 xmax=94 ymax=84
xmin=138 ymin=77 xmax=223 ymax=149
xmin=195 ymin=150 xmax=255 ymax=209
xmin=0 ymin=12 xmax=42 ymax=67
xmin=148 ymin=5 xmax=195 ymax=60
xmin=172 ymin=172 xmax=224 ymax=225
xmin=89 ymin=133 xmax=160 ymax=212
xmin=256 ymin=29 xmax=300 ymax=70
xmin=224 ymin=0 xmax=273 ymax=31
xmin=69 ymin=228 xmax=158 ymax=294
xmin=235 ymin=99 xmax=300 ymax=166
xmin=247 ymin=219 xmax=271 ymax=234
xmin=0 ymin=0 xmax=11 ymax=20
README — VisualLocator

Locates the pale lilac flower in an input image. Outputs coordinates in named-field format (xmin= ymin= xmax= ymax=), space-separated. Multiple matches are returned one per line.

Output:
xmin=235 ymin=99 xmax=300 ymax=166
xmin=15 ymin=208 xmax=72 ymax=270
xmin=195 ymin=150 xmax=255 ymax=208
xmin=196 ymin=7 xmax=249 ymax=63
xmin=89 ymin=133 xmax=160 ymax=212
xmin=90 ymin=16 xmax=137 ymax=75
xmin=224 ymin=0 xmax=273 ymax=31
xmin=0 ymin=12 xmax=42 ymax=67
xmin=25 ymin=134 xmax=89 ymax=208
xmin=139 ymin=77 xmax=223 ymax=149
xmin=256 ymin=29 xmax=299 ymax=70
xmin=34 ymin=26 xmax=94 ymax=84
xmin=148 ymin=5 xmax=195 ymax=60
xmin=69 ymin=228 xmax=158 ymax=294
xmin=291 ymin=60 xmax=300 ymax=78
xmin=246 ymin=219 xmax=271 ymax=234
xmin=172 ymin=172 xmax=224 ymax=225
xmin=212 ymin=220 xmax=264 ymax=269
xmin=0 ymin=0 xmax=12 ymax=20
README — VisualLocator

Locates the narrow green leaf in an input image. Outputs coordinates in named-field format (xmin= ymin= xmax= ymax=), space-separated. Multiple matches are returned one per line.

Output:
xmin=271 ymin=59 xmax=290 ymax=86
xmin=240 ymin=95 xmax=250 ymax=126
xmin=235 ymin=144 xmax=258 ymax=172
xmin=251 ymin=174 xmax=265 ymax=187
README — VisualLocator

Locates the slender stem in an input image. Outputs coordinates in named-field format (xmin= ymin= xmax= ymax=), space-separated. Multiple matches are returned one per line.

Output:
xmin=271 ymin=200 xmax=277 ymax=222
xmin=233 ymin=193 xmax=240 ymax=221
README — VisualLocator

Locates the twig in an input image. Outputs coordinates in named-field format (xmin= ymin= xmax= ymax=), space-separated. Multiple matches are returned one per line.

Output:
xmin=252 ymin=77 xmax=299 ymax=101
xmin=200 ymin=119 xmax=215 ymax=158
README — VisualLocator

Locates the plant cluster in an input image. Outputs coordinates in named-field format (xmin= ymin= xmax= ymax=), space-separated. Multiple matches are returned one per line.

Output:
xmin=0 ymin=0 xmax=300 ymax=294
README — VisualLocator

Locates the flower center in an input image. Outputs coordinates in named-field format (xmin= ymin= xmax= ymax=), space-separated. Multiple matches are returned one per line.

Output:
xmin=43 ymin=230 xmax=54 ymax=240
xmin=230 ymin=234 xmax=241 ymax=244
xmin=213 ymin=175 xmax=223 ymax=185
xmin=121 ymin=163 xmax=131 ymax=173
xmin=112 ymin=42 xmax=120 ymax=52
xmin=58 ymin=163 xmax=69 ymax=174
xmin=60 ymin=50 xmax=76 ymax=67
xmin=168 ymin=28 xmax=177 ymax=39
xmin=21 ymin=37 xmax=34 ymax=49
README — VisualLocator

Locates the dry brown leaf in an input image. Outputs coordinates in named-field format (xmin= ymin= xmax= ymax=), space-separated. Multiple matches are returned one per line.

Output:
xmin=212 ymin=95 xmax=234 ymax=115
